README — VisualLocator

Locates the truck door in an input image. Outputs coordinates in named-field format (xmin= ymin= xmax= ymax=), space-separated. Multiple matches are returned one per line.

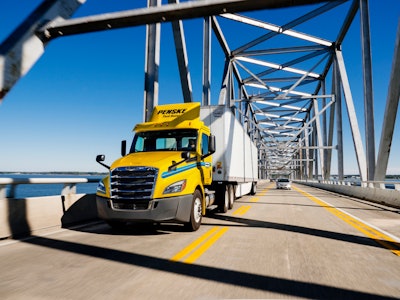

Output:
xmin=200 ymin=132 xmax=213 ymax=185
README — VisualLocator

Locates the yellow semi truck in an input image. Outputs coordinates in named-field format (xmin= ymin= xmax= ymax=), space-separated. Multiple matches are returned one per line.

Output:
xmin=96 ymin=102 xmax=258 ymax=231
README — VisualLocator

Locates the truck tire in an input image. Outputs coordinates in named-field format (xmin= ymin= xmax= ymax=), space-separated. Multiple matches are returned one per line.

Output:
xmin=218 ymin=186 xmax=229 ymax=213
xmin=250 ymin=182 xmax=257 ymax=195
xmin=185 ymin=189 xmax=203 ymax=231
xmin=228 ymin=184 xmax=235 ymax=209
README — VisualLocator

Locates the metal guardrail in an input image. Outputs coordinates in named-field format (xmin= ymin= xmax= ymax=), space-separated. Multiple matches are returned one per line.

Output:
xmin=299 ymin=179 xmax=400 ymax=191
xmin=0 ymin=177 xmax=100 ymax=199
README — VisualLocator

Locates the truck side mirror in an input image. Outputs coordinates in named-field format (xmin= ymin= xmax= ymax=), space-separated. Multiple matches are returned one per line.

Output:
xmin=121 ymin=140 xmax=127 ymax=156
xmin=96 ymin=154 xmax=105 ymax=162
xmin=96 ymin=155 xmax=110 ymax=170
xmin=208 ymin=135 xmax=216 ymax=154
xmin=181 ymin=152 xmax=190 ymax=159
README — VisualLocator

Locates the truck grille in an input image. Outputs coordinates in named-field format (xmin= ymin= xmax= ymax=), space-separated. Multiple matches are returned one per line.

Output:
xmin=110 ymin=166 xmax=158 ymax=210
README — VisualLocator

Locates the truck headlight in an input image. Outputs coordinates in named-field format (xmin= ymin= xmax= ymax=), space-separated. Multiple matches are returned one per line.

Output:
xmin=163 ymin=180 xmax=187 ymax=194
xmin=96 ymin=180 xmax=106 ymax=194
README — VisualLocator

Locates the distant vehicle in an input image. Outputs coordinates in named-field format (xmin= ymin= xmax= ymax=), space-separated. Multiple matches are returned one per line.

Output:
xmin=276 ymin=178 xmax=291 ymax=190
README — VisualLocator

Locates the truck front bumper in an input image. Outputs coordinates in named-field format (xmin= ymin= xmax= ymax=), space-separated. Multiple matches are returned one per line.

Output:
xmin=96 ymin=194 xmax=193 ymax=223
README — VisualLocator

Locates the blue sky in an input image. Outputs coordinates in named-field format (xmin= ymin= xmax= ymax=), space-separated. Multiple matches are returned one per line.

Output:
xmin=0 ymin=0 xmax=399 ymax=175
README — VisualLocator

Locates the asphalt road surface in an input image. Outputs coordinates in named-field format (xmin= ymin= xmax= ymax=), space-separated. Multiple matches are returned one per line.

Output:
xmin=1 ymin=182 xmax=400 ymax=299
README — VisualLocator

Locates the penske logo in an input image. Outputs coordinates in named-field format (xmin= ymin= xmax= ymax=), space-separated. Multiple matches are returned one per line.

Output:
xmin=157 ymin=109 xmax=186 ymax=115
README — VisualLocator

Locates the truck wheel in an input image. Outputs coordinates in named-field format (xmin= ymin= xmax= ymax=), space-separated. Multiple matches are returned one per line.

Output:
xmin=228 ymin=184 xmax=235 ymax=210
xmin=250 ymin=182 xmax=257 ymax=195
xmin=185 ymin=189 xmax=202 ymax=231
xmin=218 ymin=186 xmax=229 ymax=213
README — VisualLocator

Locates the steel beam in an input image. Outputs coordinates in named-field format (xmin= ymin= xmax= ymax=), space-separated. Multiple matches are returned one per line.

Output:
xmin=360 ymin=0 xmax=375 ymax=180
xmin=144 ymin=0 xmax=161 ymax=121
xmin=321 ymin=81 xmax=328 ymax=178
xmin=375 ymin=20 xmax=400 ymax=181
xmin=336 ymin=0 xmax=359 ymax=45
xmin=0 ymin=0 xmax=86 ymax=100
xmin=169 ymin=0 xmax=193 ymax=103
xmin=231 ymin=1 xmax=344 ymax=55
xmin=313 ymin=98 xmax=326 ymax=179
xmin=334 ymin=59 xmax=344 ymax=180
xmin=42 ymin=0 xmax=332 ymax=40
xmin=211 ymin=16 xmax=249 ymax=100
xmin=202 ymin=17 xmax=211 ymax=106
xmin=335 ymin=49 xmax=367 ymax=181
xmin=326 ymin=72 xmax=336 ymax=178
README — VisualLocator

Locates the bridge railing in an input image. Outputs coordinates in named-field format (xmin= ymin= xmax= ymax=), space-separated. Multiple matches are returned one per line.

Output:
xmin=296 ymin=179 xmax=400 ymax=209
xmin=0 ymin=177 xmax=100 ymax=199
xmin=300 ymin=179 xmax=400 ymax=191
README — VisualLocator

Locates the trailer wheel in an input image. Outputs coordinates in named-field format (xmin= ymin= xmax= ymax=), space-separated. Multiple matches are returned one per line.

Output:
xmin=218 ymin=186 xmax=229 ymax=213
xmin=228 ymin=184 xmax=235 ymax=210
xmin=185 ymin=189 xmax=202 ymax=231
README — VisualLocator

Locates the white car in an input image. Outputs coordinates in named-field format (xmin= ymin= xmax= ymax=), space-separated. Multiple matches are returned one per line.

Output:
xmin=276 ymin=178 xmax=291 ymax=190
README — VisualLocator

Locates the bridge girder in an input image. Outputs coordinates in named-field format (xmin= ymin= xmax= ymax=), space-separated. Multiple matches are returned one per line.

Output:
xmin=1 ymin=0 xmax=399 ymax=182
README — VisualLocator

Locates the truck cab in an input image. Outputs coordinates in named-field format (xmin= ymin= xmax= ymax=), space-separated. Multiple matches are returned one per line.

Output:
xmin=96 ymin=102 xmax=258 ymax=231
xmin=96 ymin=103 xmax=215 ymax=231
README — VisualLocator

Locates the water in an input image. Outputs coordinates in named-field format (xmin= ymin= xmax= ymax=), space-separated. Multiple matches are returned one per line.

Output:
xmin=0 ymin=174 xmax=105 ymax=198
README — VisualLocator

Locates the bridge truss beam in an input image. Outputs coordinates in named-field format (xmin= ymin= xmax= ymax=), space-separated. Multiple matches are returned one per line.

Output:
xmin=1 ymin=0 xmax=399 ymax=182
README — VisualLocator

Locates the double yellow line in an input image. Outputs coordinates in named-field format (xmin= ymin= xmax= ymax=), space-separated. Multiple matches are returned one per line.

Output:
xmin=293 ymin=186 xmax=400 ymax=256
xmin=171 ymin=185 xmax=272 ymax=264
xmin=170 ymin=226 xmax=229 ymax=264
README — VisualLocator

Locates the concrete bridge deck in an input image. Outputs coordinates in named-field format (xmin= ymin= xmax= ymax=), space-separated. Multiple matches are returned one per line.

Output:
xmin=1 ymin=181 xmax=400 ymax=299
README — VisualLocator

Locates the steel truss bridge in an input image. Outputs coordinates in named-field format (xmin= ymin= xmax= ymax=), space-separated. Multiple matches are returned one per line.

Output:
xmin=1 ymin=0 xmax=399 ymax=183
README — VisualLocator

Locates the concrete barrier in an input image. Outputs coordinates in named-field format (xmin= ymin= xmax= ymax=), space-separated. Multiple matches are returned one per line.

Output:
xmin=297 ymin=181 xmax=400 ymax=209
xmin=0 ymin=193 xmax=98 ymax=239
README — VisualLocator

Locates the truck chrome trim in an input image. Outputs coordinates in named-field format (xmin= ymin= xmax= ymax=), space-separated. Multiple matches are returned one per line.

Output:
xmin=110 ymin=166 xmax=158 ymax=210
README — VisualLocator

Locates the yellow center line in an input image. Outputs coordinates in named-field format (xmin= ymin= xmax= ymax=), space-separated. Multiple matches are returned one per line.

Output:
xmin=170 ymin=226 xmax=220 ymax=262
xmin=257 ymin=184 xmax=274 ymax=196
xmin=233 ymin=205 xmax=251 ymax=216
xmin=293 ymin=186 xmax=400 ymax=256
xmin=170 ymin=226 xmax=229 ymax=264
xmin=171 ymin=199 xmax=260 ymax=263
xmin=170 ymin=187 xmax=279 ymax=264
xmin=184 ymin=227 xmax=229 ymax=264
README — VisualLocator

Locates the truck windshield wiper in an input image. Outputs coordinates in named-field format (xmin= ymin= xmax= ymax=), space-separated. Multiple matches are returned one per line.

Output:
xmin=168 ymin=152 xmax=195 ymax=171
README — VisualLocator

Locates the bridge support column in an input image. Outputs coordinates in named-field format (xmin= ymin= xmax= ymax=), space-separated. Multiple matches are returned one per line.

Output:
xmin=202 ymin=16 xmax=211 ymax=106
xmin=334 ymin=59 xmax=344 ymax=181
xmin=360 ymin=0 xmax=376 ymax=181
xmin=144 ymin=0 xmax=161 ymax=121
xmin=375 ymin=20 xmax=400 ymax=181
xmin=335 ymin=49 xmax=367 ymax=182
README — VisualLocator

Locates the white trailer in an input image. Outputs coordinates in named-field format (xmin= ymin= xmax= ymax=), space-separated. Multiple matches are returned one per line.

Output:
xmin=200 ymin=105 xmax=258 ymax=203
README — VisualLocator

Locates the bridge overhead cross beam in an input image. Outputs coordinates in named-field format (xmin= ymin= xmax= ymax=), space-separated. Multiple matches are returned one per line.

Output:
xmin=40 ymin=0 xmax=334 ymax=41
xmin=0 ymin=0 xmax=86 ymax=101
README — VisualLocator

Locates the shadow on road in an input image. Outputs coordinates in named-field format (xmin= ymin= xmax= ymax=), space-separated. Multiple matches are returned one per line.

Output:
xmin=206 ymin=213 xmax=400 ymax=253
xmin=21 ymin=234 xmax=398 ymax=300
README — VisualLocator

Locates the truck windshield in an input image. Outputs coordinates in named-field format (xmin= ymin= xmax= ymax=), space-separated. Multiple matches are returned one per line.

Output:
xmin=130 ymin=129 xmax=198 ymax=153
